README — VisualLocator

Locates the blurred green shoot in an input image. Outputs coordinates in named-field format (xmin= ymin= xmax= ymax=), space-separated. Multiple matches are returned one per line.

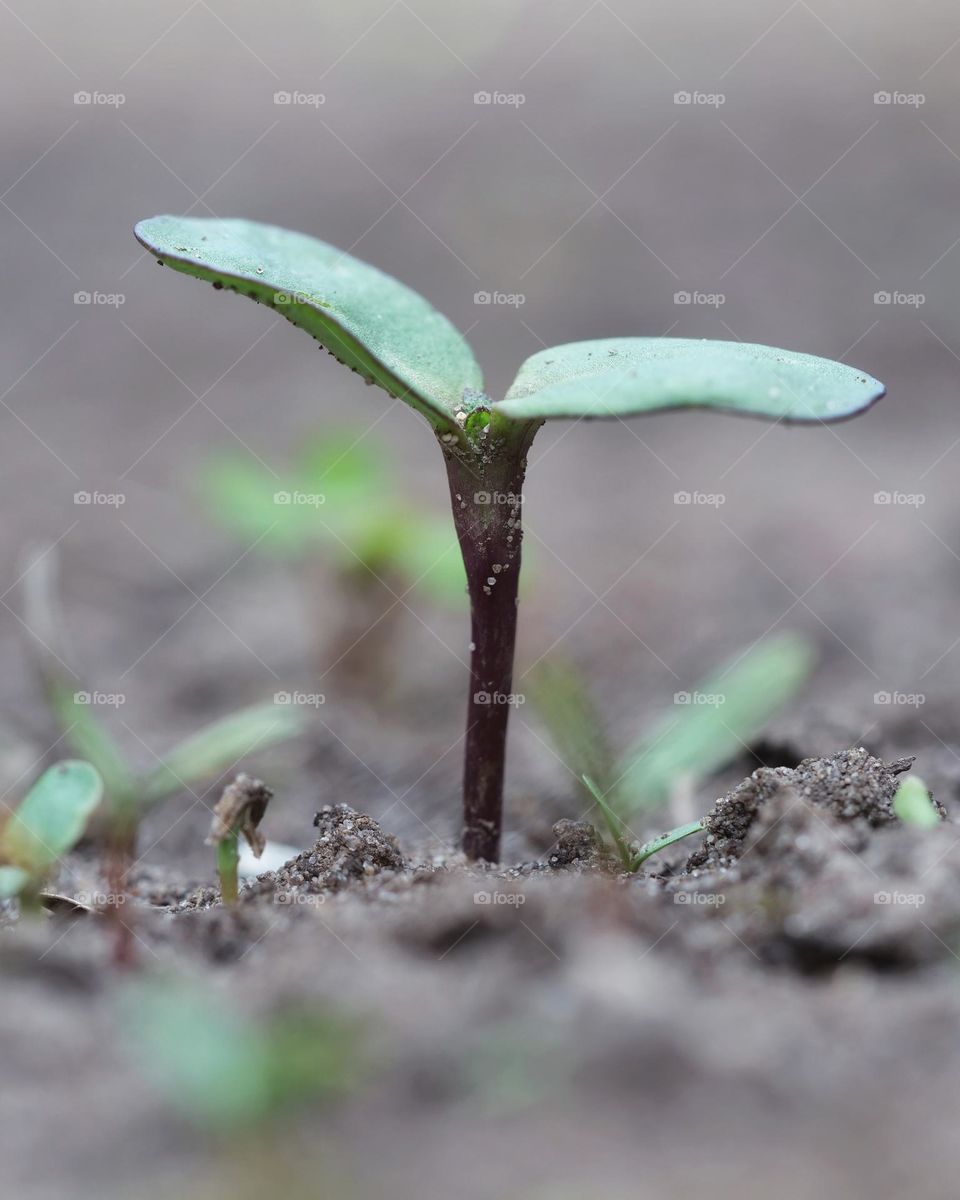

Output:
xmin=0 ymin=760 xmax=102 ymax=900
xmin=582 ymin=775 xmax=703 ymax=872
xmin=123 ymin=977 xmax=362 ymax=1131
xmin=203 ymin=432 xmax=467 ymax=605
xmin=893 ymin=775 xmax=941 ymax=828
xmin=22 ymin=548 xmax=304 ymax=845
xmin=531 ymin=632 xmax=814 ymax=836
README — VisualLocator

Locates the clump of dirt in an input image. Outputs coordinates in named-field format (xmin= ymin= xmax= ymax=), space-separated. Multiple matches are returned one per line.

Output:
xmin=687 ymin=747 xmax=920 ymax=873
xmin=666 ymin=748 xmax=957 ymax=971
xmin=547 ymin=818 xmax=616 ymax=871
xmin=268 ymin=803 xmax=405 ymax=897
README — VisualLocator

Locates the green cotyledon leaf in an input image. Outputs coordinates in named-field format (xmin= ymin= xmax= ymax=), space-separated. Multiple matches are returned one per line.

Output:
xmin=134 ymin=217 xmax=483 ymax=431
xmin=496 ymin=338 xmax=884 ymax=423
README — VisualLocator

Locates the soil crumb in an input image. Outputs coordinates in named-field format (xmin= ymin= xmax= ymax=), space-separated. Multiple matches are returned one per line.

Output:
xmin=269 ymin=804 xmax=405 ymax=897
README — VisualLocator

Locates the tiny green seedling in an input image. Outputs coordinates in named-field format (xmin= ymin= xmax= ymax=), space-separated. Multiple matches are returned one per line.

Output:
xmin=123 ymin=976 xmax=361 ymax=1131
xmin=531 ymin=631 xmax=814 ymax=820
xmin=24 ymin=550 xmax=304 ymax=856
xmin=582 ymin=774 xmax=703 ymax=871
xmin=0 ymin=761 xmax=103 ymax=901
xmin=207 ymin=774 xmax=272 ymax=904
xmin=893 ymin=775 xmax=941 ymax=828
xmin=135 ymin=215 xmax=884 ymax=861
xmin=204 ymin=431 xmax=466 ymax=605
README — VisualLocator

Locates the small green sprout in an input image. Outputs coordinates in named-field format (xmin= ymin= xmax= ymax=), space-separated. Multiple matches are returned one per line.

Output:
xmin=582 ymin=775 xmax=703 ymax=872
xmin=207 ymin=774 xmax=272 ymax=904
xmin=532 ymin=632 xmax=814 ymax=819
xmin=893 ymin=775 xmax=941 ymax=828
xmin=135 ymin=215 xmax=883 ymax=861
xmin=203 ymin=431 xmax=467 ymax=606
xmin=0 ymin=761 xmax=103 ymax=901
xmin=123 ymin=977 xmax=362 ymax=1131
xmin=23 ymin=550 xmax=304 ymax=853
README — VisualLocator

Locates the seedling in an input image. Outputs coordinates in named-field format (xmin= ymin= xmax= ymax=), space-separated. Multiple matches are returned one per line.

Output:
xmin=893 ymin=775 xmax=941 ymax=828
xmin=123 ymin=976 xmax=361 ymax=1131
xmin=23 ymin=549 xmax=304 ymax=857
xmin=134 ymin=215 xmax=884 ymax=861
xmin=207 ymin=773 xmax=272 ymax=904
xmin=531 ymin=631 xmax=814 ymax=819
xmin=0 ymin=760 xmax=102 ymax=902
xmin=582 ymin=775 xmax=703 ymax=872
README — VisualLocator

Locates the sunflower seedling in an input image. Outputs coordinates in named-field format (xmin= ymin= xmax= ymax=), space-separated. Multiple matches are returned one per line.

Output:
xmin=0 ymin=760 xmax=103 ymax=904
xmin=135 ymin=215 xmax=883 ymax=860
xmin=207 ymin=774 xmax=272 ymax=904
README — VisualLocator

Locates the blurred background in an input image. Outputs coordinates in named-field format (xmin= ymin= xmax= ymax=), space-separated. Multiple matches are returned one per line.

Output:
xmin=1 ymin=0 xmax=958 ymax=859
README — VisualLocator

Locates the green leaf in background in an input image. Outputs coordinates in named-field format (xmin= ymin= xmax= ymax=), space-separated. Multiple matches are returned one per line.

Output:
xmin=203 ymin=433 xmax=468 ymax=603
xmin=616 ymin=632 xmax=815 ymax=816
xmin=140 ymin=702 xmax=306 ymax=806
xmin=893 ymin=775 xmax=941 ymax=828
xmin=0 ymin=865 xmax=31 ymax=899
xmin=0 ymin=760 xmax=102 ymax=876
xmin=134 ymin=216 xmax=483 ymax=430
xmin=528 ymin=660 xmax=617 ymax=801
xmin=496 ymin=339 xmax=884 ymax=424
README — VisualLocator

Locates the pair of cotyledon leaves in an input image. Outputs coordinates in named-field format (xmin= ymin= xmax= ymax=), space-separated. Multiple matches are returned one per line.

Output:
xmin=134 ymin=216 xmax=884 ymax=434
